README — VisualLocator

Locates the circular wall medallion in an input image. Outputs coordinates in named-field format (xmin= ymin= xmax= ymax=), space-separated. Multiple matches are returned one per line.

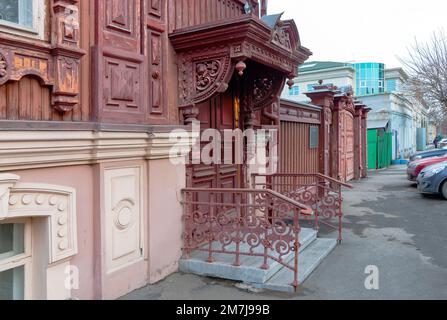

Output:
xmin=115 ymin=206 xmax=132 ymax=230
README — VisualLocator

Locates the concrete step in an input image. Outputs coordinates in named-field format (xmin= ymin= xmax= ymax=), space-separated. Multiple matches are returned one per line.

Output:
xmin=250 ymin=238 xmax=337 ymax=293
xmin=179 ymin=228 xmax=317 ymax=284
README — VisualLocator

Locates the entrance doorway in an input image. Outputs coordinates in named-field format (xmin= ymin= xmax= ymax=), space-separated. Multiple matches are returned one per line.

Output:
xmin=187 ymin=80 xmax=243 ymax=191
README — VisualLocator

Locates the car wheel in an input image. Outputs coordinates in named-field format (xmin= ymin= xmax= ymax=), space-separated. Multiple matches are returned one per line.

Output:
xmin=442 ymin=181 xmax=447 ymax=200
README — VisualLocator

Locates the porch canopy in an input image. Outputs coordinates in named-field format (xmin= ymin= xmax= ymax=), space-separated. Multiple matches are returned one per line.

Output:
xmin=169 ymin=13 xmax=312 ymax=116
xmin=368 ymin=120 xmax=390 ymax=130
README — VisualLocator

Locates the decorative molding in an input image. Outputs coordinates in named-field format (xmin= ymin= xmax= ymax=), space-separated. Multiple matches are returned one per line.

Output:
xmin=0 ymin=175 xmax=77 ymax=264
xmin=0 ymin=130 xmax=196 ymax=171
xmin=0 ymin=174 xmax=20 ymax=217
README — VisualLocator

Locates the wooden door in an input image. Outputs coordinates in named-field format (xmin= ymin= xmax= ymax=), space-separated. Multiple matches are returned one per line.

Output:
xmin=188 ymin=89 xmax=242 ymax=192
xmin=341 ymin=111 xmax=355 ymax=182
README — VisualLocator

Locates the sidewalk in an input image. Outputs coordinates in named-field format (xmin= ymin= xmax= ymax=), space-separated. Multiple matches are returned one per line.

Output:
xmin=122 ymin=166 xmax=447 ymax=300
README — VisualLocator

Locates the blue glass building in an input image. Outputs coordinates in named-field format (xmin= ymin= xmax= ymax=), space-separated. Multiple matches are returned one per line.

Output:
xmin=352 ymin=62 xmax=385 ymax=96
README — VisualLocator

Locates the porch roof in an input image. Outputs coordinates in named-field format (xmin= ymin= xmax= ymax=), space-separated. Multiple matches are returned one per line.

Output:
xmin=169 ymin=15 xmax=312 ymax=76
xmin=368 ymin=120 xmax=390 ymax=130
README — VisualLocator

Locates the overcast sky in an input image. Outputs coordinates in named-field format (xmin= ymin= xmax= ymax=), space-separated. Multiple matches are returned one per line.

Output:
xmin=269 ymin=0 xmax=447 ymax=68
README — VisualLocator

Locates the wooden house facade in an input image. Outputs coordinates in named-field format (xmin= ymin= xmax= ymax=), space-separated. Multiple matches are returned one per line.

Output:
xmin=0 ymin=0 xmax=316 ymax=299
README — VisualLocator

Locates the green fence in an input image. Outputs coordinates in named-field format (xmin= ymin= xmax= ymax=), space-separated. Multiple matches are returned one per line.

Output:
xmin=368 ymin=129 xmax=392 ymax=170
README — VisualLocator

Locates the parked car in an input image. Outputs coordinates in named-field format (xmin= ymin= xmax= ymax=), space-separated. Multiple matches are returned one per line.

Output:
xmin=417 ymin=161 xmax=447 ymax=200
xmin=409 ymin=148 xmax=447 ymax=163
xmin=407 ymin=155 xmax=447 ymax=182
xmin=439 ymin=138 xmax=447 ymax=149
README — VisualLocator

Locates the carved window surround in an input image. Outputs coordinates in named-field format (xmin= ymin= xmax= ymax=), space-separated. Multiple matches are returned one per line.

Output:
xmin=169 ymin=15 xmax=312 ymax=120
xmin=0 ymin=0 xmax=85 ymax=113
xmin=0 ymin=174 xmax=77 ymax=265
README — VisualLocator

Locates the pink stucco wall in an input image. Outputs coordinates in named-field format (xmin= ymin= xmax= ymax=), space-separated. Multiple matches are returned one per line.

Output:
xmin=13 ymin=165 xmax=96 ymax=300
xmin=148 ymin=159 xmax=185 ymax=284
xmin=12 ymin=158 xmax=187 ymax=299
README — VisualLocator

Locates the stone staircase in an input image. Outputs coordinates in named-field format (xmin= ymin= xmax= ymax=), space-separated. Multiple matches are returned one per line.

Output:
xmin=179 ymin=228 xmax=337 ymax=293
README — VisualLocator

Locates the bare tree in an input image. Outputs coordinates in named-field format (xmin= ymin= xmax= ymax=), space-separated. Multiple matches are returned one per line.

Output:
xmin=400 ymin=30 xmax=447 ymax=134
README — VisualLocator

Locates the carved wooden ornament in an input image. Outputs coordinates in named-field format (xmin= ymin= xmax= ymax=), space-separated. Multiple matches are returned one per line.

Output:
xmin=51 ymin=0 xmax=85 ymax=113
xmin=0 ymin=0 xmax=85 ymax=113
xmin=170 ymin=14 xmax=312 ymax=115
xmin=0 ymin=49 xmax=10 ymax=86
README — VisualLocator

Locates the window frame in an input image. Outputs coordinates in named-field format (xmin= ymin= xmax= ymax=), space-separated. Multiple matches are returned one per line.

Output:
xmin=0 ymin=218 xmax=32 ymax=300
xmin=0 ymin=0 xmax=46 ymax=39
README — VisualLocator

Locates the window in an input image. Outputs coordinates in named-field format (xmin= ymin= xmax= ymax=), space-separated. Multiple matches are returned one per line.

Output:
xmin=0 ymin=0 xmax=33 ymax=29
xmin=309 ymin=126 xmax=319 ymax=149
xmin=360 ymin=81 xmax=367 ymax=88
xmin=0 ymin=220 xmax=31 ymax=300
xmin=387 ymin=79 xmax=397 ymax=92
xmin=0 ymin=0 xmax=46 ymax=39
xmin=289 ymin=86 xmax=300 ymax=96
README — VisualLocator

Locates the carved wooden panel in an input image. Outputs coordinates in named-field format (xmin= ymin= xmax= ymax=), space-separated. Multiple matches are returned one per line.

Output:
xmin=102 ymin=0 xmax=140 ymax=52
xmin=93 ymin=0 xmax=147 ymax=123
xmin=146 ymin=0 xmax=168 ymax=123
xmin=149 ymin=0 xmax=162 ymax=19
xmin=93 ymin=0 xmax=171 ymax=124
xmin=103 ymin=54 xmax=143 ymax=113
xmin=147 ymin=31 xmax=165 ymax=118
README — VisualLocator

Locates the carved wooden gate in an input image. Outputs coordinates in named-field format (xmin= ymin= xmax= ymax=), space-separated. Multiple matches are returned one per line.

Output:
xmin=340 ymin=110 xmax=355 ymax=182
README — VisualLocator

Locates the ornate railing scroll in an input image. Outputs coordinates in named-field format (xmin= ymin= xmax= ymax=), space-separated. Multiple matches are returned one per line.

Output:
xmin=252 ymin=174 xmax=353 ymax=243
xmin=181 ymin=188 xmax=312 ymax=290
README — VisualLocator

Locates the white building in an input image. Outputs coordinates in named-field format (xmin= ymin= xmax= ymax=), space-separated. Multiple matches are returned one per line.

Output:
xmin=283 ymin=61 xmax=431 ymax=160
xmin=282 ymin=61 xmax=356 ymax=102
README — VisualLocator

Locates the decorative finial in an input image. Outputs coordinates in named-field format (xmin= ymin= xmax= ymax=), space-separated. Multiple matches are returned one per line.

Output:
xmin=287 ymin=78 xmax=295 ymax=89
xmin=236 ymin=61 xmax=247 ymax=76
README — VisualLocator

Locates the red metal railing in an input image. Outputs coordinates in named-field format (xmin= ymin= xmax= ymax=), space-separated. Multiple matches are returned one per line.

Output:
xmin=251 ymin=173 xmax=353 ymax=243
xmin=181 ymin=188 xmax=312 ymax=289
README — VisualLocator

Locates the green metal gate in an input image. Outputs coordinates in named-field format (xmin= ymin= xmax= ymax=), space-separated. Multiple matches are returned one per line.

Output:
xmin=368 ymin=130 xmax=377 ymax=170
xmin=368 ymin=129 xmax=392 ymax=170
